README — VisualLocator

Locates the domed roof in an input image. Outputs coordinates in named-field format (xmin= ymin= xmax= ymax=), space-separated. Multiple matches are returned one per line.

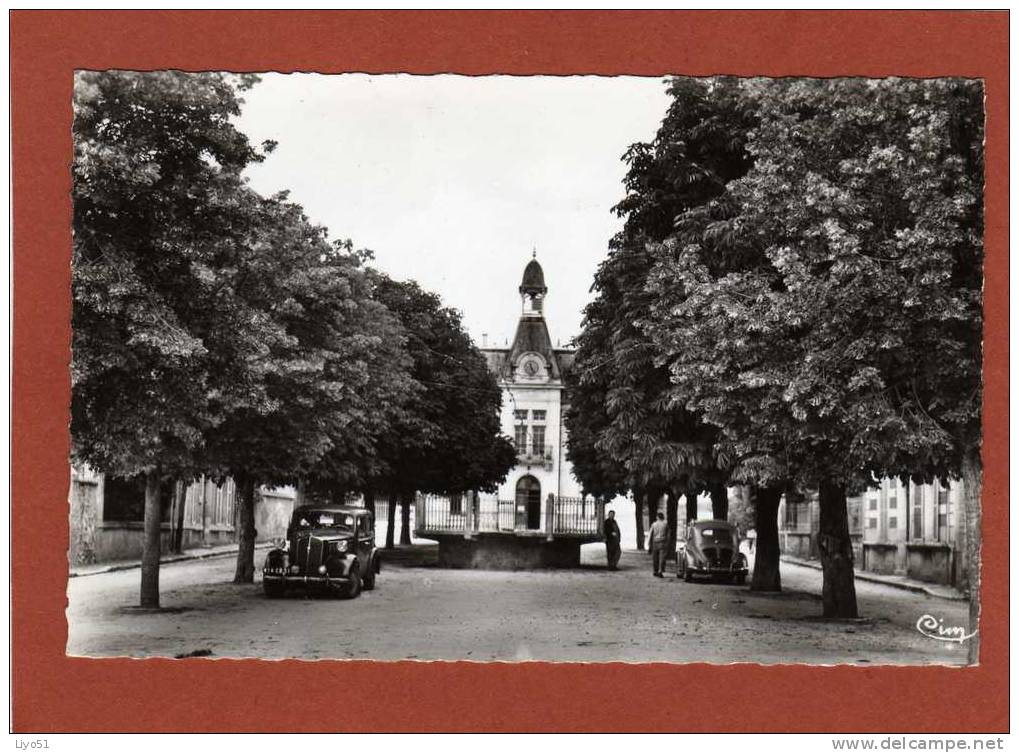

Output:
xmin=519 ymin=258 xmax=547 ymax=293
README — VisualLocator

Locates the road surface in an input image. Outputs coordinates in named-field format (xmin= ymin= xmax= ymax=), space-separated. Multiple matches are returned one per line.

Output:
xmin=66 ymin=545 xmax=970 ymax=665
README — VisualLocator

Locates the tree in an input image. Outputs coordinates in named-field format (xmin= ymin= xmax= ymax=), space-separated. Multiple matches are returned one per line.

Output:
xmin=563 ymin=354 xmax=631 ymax=541
xmin=358 ymin=275 xmax=516 ymax=547
xmin=646 ymin=78 xmax=983 ymax=619
xmin=202 ymin=196 xmax=414 ymax=582
xmin=71 ymin=71 xmax=276 ymax=607
xmin=567 ymin=77 xmax=757 ymax=557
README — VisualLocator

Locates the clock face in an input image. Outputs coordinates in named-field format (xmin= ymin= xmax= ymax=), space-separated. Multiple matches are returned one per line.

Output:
xmin=524 ymin=360 xmax=539 ymax=376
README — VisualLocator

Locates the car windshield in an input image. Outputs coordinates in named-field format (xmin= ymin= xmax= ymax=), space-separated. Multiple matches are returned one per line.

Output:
xmin=695 ymin=527 xmax=736 ymax=546
xmin=293 ymin=511 xmax=355 ymax=532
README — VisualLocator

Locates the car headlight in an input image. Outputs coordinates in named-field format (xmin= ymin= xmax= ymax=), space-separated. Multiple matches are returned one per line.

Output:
xmin=318 ymin=565 xmax=328 ymax=574
xmin=335 ymin=540 xmax=348 ymax=553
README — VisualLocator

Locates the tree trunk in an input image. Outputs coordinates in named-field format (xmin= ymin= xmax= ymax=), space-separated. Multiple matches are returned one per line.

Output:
xmin=817 ymin=479 xmax=859 ymax=618
xmin=171 ymin=482 xmax=187 ymax=554
xmin=750 ymin=486 xmax=782 ymax=592
xmin=633 ymin=487 xmax=645 ymax=551
xmin=233 ymin=476 xmax=258 ymax=584
xmin=685 ymin=489 xmax=697 ymax=523
xmin=665 ymin=489 xmax=679 ymax=561
xmin=709 ymin=482 xmax=728 ymax=521
xmin=140 ymin=467 xmax=162 ymax=608
xmin=364 ymin=488 xmax=376 ymax=518
xmin=960 ymin=450 xmax=982 ymax=664
xmin=400 ymin=491 xmax=413 ymax=546
xmin=385 ymin=493 xmax=397 ymax=549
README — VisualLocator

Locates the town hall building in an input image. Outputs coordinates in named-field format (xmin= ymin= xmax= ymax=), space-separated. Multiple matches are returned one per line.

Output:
xmin=413 ymin=256 xmax=603 ymax=567
xmin=481 ymin=255 xmax=585 ymax=507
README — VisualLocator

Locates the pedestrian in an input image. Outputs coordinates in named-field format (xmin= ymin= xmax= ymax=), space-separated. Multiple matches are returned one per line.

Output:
xmin=603 ymin=509 xmax=621 ymax=570
xmin=648 ymin=512 xmax=669 ymax=577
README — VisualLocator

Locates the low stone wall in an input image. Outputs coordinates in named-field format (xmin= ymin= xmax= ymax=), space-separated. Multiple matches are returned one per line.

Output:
xmin=90 ymin=523 xmax=235 ymax=563
xmin=906 ymin=542 xmax=953 ymax=585
xmin=435 ymin=534 xmax=582 ymax=569
xmin=255 ymin=489 xmax=295 ymax=542
xmin=862 ymin=542 xmax=899 ymax=575
xmin=781 ymin=531 xmax=815 ymax=559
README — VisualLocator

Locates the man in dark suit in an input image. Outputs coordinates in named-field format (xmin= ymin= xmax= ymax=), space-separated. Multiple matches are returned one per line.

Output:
xmin=603 ymin=509 xmax=621 ymax=570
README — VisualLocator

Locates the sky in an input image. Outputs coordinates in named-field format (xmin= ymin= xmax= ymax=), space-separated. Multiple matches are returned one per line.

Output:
xmin=234 ymin=74 xmax=671 ymax=348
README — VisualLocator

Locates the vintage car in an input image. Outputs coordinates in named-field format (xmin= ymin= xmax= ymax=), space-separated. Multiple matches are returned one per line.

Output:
xmin=676 ymin=519 xmax=748 ymax=585
xmin=262 ymin=505 xmax=380 ymax=599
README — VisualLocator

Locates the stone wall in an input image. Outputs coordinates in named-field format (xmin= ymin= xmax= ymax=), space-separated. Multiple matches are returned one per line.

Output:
xmin=781 ymin=531 xmax=815 ymax=560
xmin=862 ymin=542 xmax=899 ymax=575
xmin=255 ymin=487 xmax=297 ymax=542
xmin=435 ymin=533 xmax=581 ymax=569
xmin=906 ymin=543 xmax=953 ymax=584
xmin=68 ymin=467 xmax=297 ymax=565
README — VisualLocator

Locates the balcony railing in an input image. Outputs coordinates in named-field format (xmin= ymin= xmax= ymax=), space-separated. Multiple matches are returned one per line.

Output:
xmin=415 ymin=492 xmax=604 ymax=539
xmin=517 ymin=444 xmax=554 ymax=469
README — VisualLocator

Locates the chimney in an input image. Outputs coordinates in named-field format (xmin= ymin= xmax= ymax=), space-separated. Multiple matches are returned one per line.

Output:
xmin=482 ymin=333 xmax=488 ymax=348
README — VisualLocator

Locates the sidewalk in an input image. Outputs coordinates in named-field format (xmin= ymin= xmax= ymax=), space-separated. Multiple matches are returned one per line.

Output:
xmin=70 ymin=541 xmax=274 ymax=578
xmin=780 ymin=554 xmax=966 ymax=601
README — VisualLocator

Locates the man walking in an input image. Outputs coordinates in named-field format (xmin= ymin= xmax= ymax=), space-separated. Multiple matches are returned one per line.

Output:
xmin=603 ymin=509 xmax=621 ymax=570
xmin=648 ymin=512 xmax=669 ymax=577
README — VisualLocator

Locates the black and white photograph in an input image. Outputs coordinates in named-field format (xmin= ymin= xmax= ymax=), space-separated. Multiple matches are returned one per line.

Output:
xmin=67 ymin=71 xmax=984 ymax=666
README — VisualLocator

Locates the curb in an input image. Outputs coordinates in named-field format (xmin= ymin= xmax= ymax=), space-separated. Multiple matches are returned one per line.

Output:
xmin=70 ymin=542 xmax=274 ymax=578
xmin=780 ymin=556 xmax=966 ymax=601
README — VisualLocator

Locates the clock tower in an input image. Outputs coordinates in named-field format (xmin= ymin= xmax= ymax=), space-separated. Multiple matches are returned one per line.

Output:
xmin=477 ymin=254 xmax=583 ymax=509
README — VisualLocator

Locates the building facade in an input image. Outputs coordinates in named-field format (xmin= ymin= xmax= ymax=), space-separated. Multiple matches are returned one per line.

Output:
xmin=68 ymin=465 xmax=296 ymax=566
xmin=414 ymin=257 xmax=602 ymax=567
xmin=777 ymin=477 xmax=966 ymax=588
xmin=481 ymin=256 xmax=585 ymax=510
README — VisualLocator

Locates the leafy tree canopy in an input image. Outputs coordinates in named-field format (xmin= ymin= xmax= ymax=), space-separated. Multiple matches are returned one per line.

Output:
xmin=72 ymin=71 xmax=277 ymax=479
xmin=644 ymin=77 xmax=984 ymax=491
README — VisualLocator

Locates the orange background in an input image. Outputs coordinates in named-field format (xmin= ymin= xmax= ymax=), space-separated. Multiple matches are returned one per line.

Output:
xmin=10 ymin=11 xmax=1009 ymax=732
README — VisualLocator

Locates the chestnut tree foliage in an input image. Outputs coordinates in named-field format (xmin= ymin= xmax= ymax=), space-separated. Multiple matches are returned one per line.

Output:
xmin=646 ymin=78 xmax=983 ymax=620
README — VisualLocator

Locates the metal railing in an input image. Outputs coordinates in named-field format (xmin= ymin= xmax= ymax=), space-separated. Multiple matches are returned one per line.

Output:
xmin=416 ymin=493 xmax=604 ymax=538
xmin=420 ymin=493 xmax=467 ymax=532
xmin=517 ymin=444 xmax=554 ymax=467
xmin=552 ymin=496 xmax=602 ymax=535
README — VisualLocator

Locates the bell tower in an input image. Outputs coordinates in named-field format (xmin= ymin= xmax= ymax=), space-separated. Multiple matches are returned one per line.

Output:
xmin=519 ymin=252 xmax=547 ymax=318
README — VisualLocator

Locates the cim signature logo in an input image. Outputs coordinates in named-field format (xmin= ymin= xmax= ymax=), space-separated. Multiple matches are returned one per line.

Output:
xmin=915 ymin=614 xmax=977 ymax=643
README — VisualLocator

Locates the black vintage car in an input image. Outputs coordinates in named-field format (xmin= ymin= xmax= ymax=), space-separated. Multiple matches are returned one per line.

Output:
xmin=262 ymin=505 xmax=380 ymax=598
xmin=676 ymin=519 xmax=749 ymax=585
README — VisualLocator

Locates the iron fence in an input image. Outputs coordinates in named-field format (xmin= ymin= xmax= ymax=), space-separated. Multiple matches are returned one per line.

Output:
xmin=417 ymin=493 xmax=603 ymax=537
xmin=420 ymin=493 xmax=466 ymax=532
xmin=553 ymin=496 xmax=601 ymax=535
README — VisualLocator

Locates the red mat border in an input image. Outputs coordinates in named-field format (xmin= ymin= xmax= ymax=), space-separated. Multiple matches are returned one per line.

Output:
xmin=10 ymin=10 xmax=1009 ymax=733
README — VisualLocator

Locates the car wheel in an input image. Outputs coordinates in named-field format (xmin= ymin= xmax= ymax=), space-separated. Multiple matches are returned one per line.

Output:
xmin=263 ymin=579 xmax=286 ymax=599
xmin=362 ymin=566 xmax=376 ymax=591
xmin=683 ymin=563 xmax=693 ymax=583
xmin=341 ymin=563 xmax=362 ymax=599
xmin=735 ymin=573 xmax=746 ymax=586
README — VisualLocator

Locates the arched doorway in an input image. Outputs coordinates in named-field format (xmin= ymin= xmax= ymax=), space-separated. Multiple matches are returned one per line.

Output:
xmin=516 ymin=475 xmax=542 ymax=530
